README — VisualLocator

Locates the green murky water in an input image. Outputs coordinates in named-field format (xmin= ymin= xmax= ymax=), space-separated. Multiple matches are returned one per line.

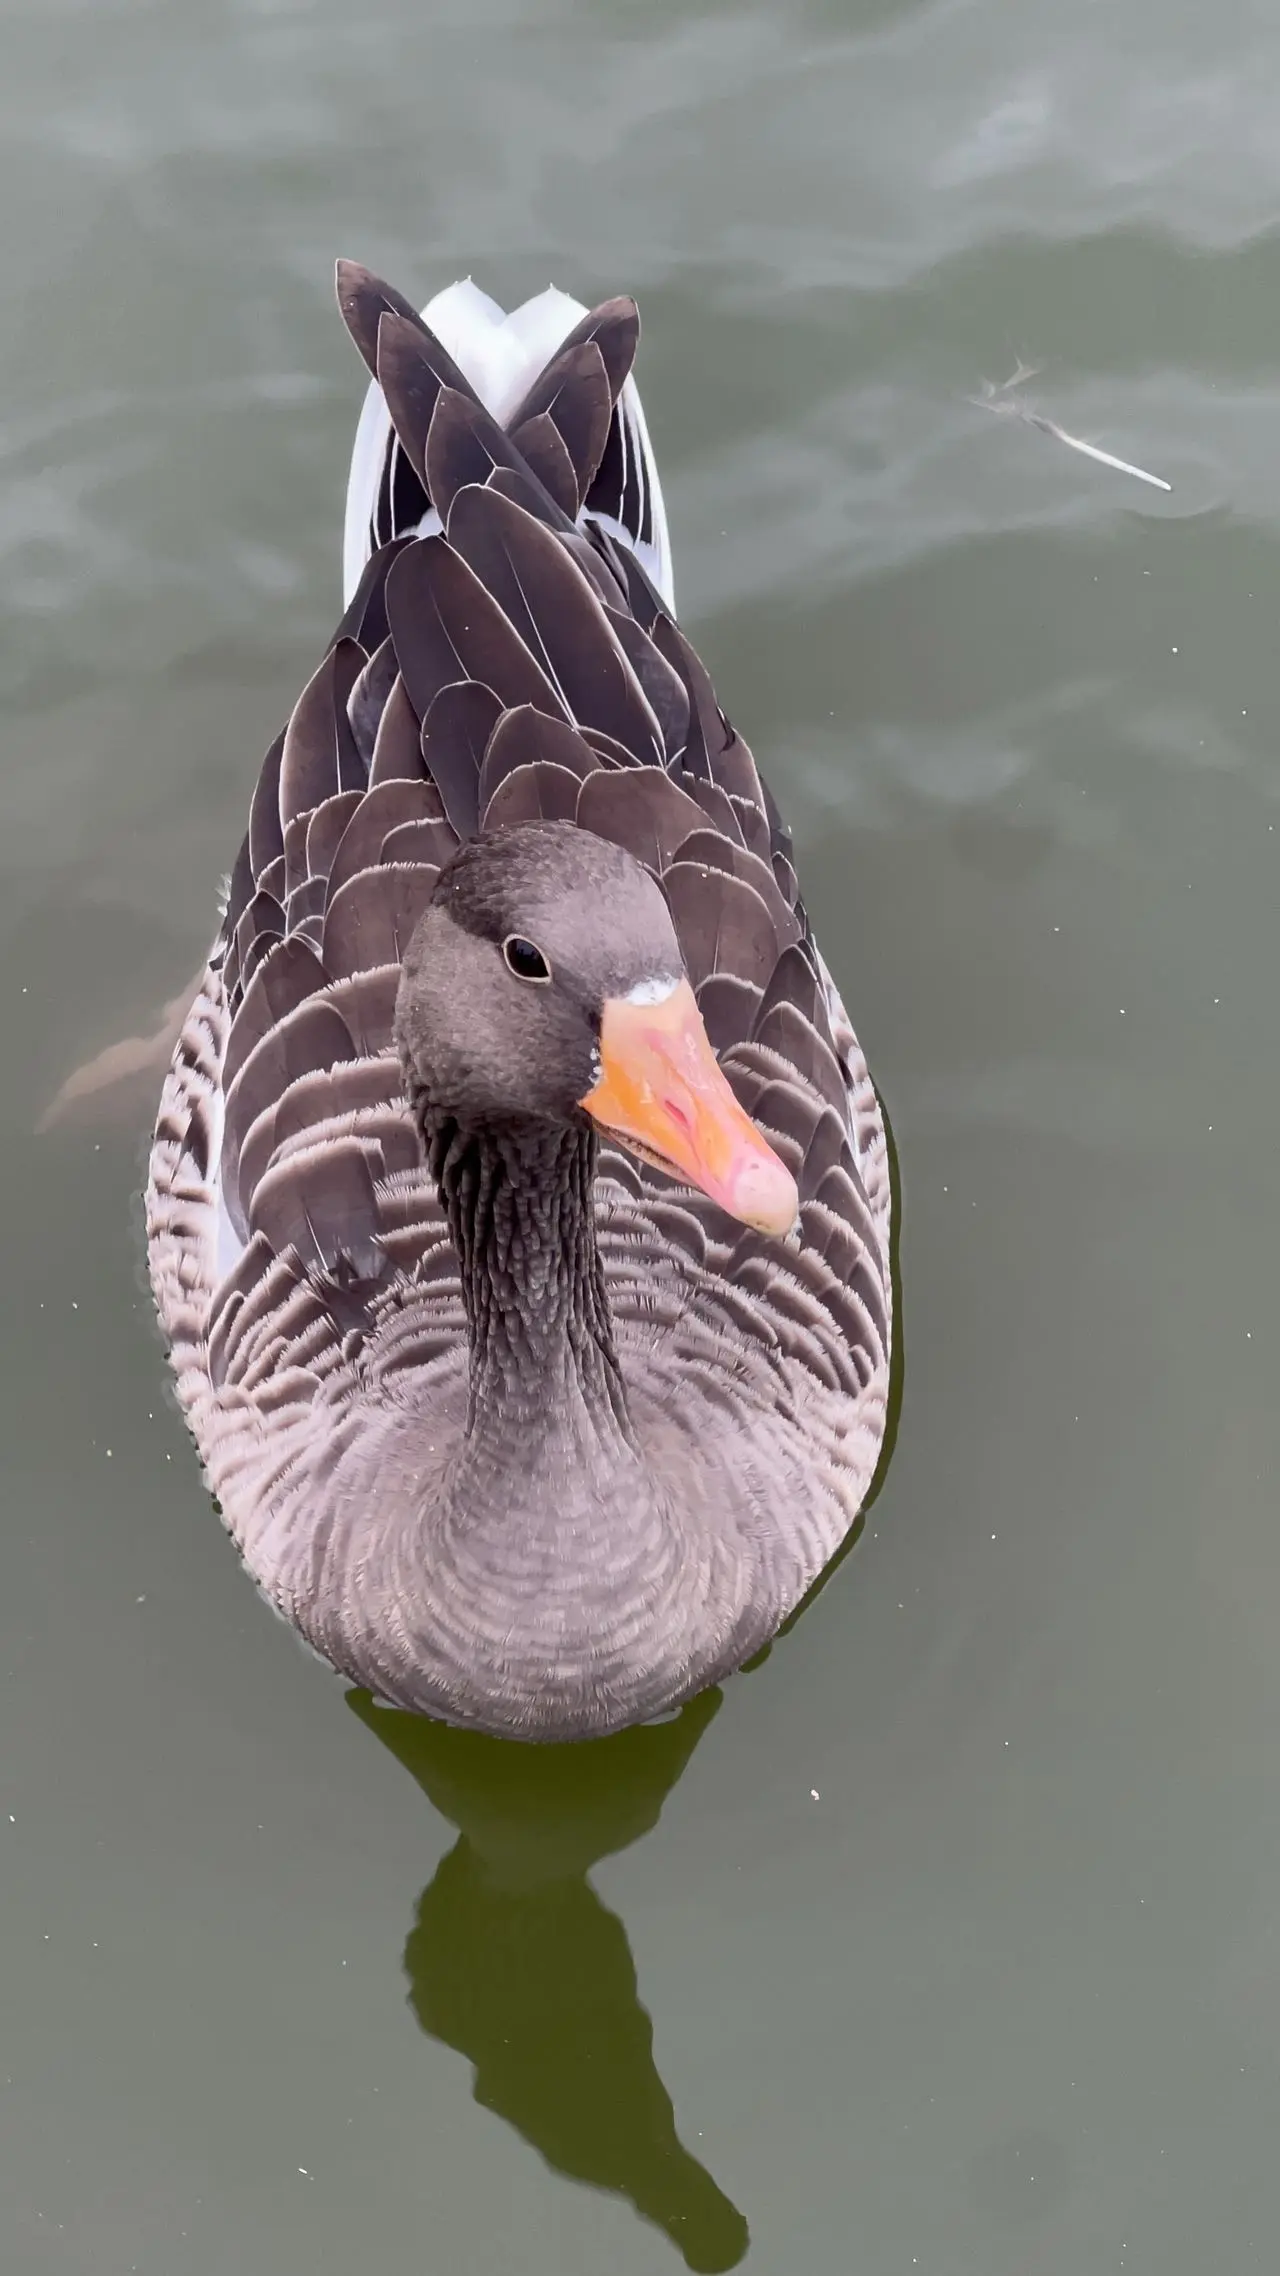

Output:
xmin=4 ymin=0 xmax=1280 ymax=2267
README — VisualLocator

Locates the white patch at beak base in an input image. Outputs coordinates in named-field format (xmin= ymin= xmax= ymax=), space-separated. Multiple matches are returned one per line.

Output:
xmin=623 ymin=973 xmax=681 ymax=1008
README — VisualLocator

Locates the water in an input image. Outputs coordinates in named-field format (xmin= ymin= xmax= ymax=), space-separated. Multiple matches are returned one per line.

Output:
xmin=4 ymin=0 xmax=1280 ymax=2267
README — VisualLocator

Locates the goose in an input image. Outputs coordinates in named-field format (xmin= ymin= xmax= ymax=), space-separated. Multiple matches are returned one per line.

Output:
xmin=146 ymin=264 xmax=893 ymax=1740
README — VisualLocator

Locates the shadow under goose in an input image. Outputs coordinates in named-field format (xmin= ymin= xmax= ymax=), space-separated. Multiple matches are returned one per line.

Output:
xmin=348 ymin=1685 xmax=749 ymax=2273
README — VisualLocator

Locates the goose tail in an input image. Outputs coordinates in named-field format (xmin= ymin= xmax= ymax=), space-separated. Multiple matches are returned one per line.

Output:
xmin=337 ymin=266 xmax=674 ymax=616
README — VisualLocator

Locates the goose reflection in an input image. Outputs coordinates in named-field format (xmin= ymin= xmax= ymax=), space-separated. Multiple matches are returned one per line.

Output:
xmin=348 ymin=1685 xmax=749 ymax=2273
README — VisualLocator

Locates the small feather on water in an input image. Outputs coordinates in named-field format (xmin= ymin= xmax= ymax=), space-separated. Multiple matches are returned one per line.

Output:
xmin=971 ymin=365 xmax=1172 ymax=494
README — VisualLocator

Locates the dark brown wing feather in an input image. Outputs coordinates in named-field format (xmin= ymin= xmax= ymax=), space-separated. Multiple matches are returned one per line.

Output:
xmin=509 ymin=413 xmax=580 ymax=518
xmin=443 ymin=485 xmax=662 ymax=761
xmin=336 ymin=262 xmax=473 ymax=392
xmin=368 ymin=674 xmax=427 ymax=787
xmin=337 ymin=537 xmax=411 ymax=653
xmin=508 ymin=299 xmax=640 ymax=424
xmin=386 ymin=537 xmax=566 ymax=724
xmin=420 ymin=683 xmax=503 ymax=839
xmin=505 ymin=338 xmax=613 ymax=501
xmin=374 ymin=313 xmax=480 ymax=496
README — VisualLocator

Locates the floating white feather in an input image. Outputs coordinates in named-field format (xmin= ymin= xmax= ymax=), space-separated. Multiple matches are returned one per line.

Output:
xmin=972 ymin=369 xmax=1172 ymax=495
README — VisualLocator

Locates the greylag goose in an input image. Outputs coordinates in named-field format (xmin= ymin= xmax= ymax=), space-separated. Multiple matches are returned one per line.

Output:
xmin=146 ymin=265 xmax=893 ymax=1740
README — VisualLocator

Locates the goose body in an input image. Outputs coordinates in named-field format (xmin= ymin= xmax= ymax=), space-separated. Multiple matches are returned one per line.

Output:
xmin=146 ymin=266 xmax=892 ymax=1740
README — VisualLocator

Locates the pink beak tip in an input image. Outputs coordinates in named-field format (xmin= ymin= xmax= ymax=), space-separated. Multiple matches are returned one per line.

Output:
xmin=729 ymin=1150 xmax=801 ymax=1240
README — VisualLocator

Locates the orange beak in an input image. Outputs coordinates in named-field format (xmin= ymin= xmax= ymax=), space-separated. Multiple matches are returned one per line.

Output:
xmin=580 ymin=977 xmax=799 ymax=1238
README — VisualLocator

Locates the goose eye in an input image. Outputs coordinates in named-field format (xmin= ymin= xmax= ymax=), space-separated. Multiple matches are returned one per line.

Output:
xmin=502 ymin=935 xmax=551 ymax=984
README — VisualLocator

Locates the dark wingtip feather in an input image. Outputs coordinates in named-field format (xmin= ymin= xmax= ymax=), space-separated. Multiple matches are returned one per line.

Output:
xmin=336 ymin=261 xmax=431 ymax=380
xmin=508 ymin=338 xmax=613 ymax=505
xmin=514 ymin=297 xmax=641 ymax=416
xmin=375 ymin=313 xmax=444 ymax=492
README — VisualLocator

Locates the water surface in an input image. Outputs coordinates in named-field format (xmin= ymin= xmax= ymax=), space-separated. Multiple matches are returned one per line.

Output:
xmin=4 ymin=0 xmax=1280 ymax=2268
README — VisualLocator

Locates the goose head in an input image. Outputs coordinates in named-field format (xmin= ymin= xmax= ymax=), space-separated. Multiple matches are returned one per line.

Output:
xmin=394 ymin=820 xmax=798 ymax=1236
